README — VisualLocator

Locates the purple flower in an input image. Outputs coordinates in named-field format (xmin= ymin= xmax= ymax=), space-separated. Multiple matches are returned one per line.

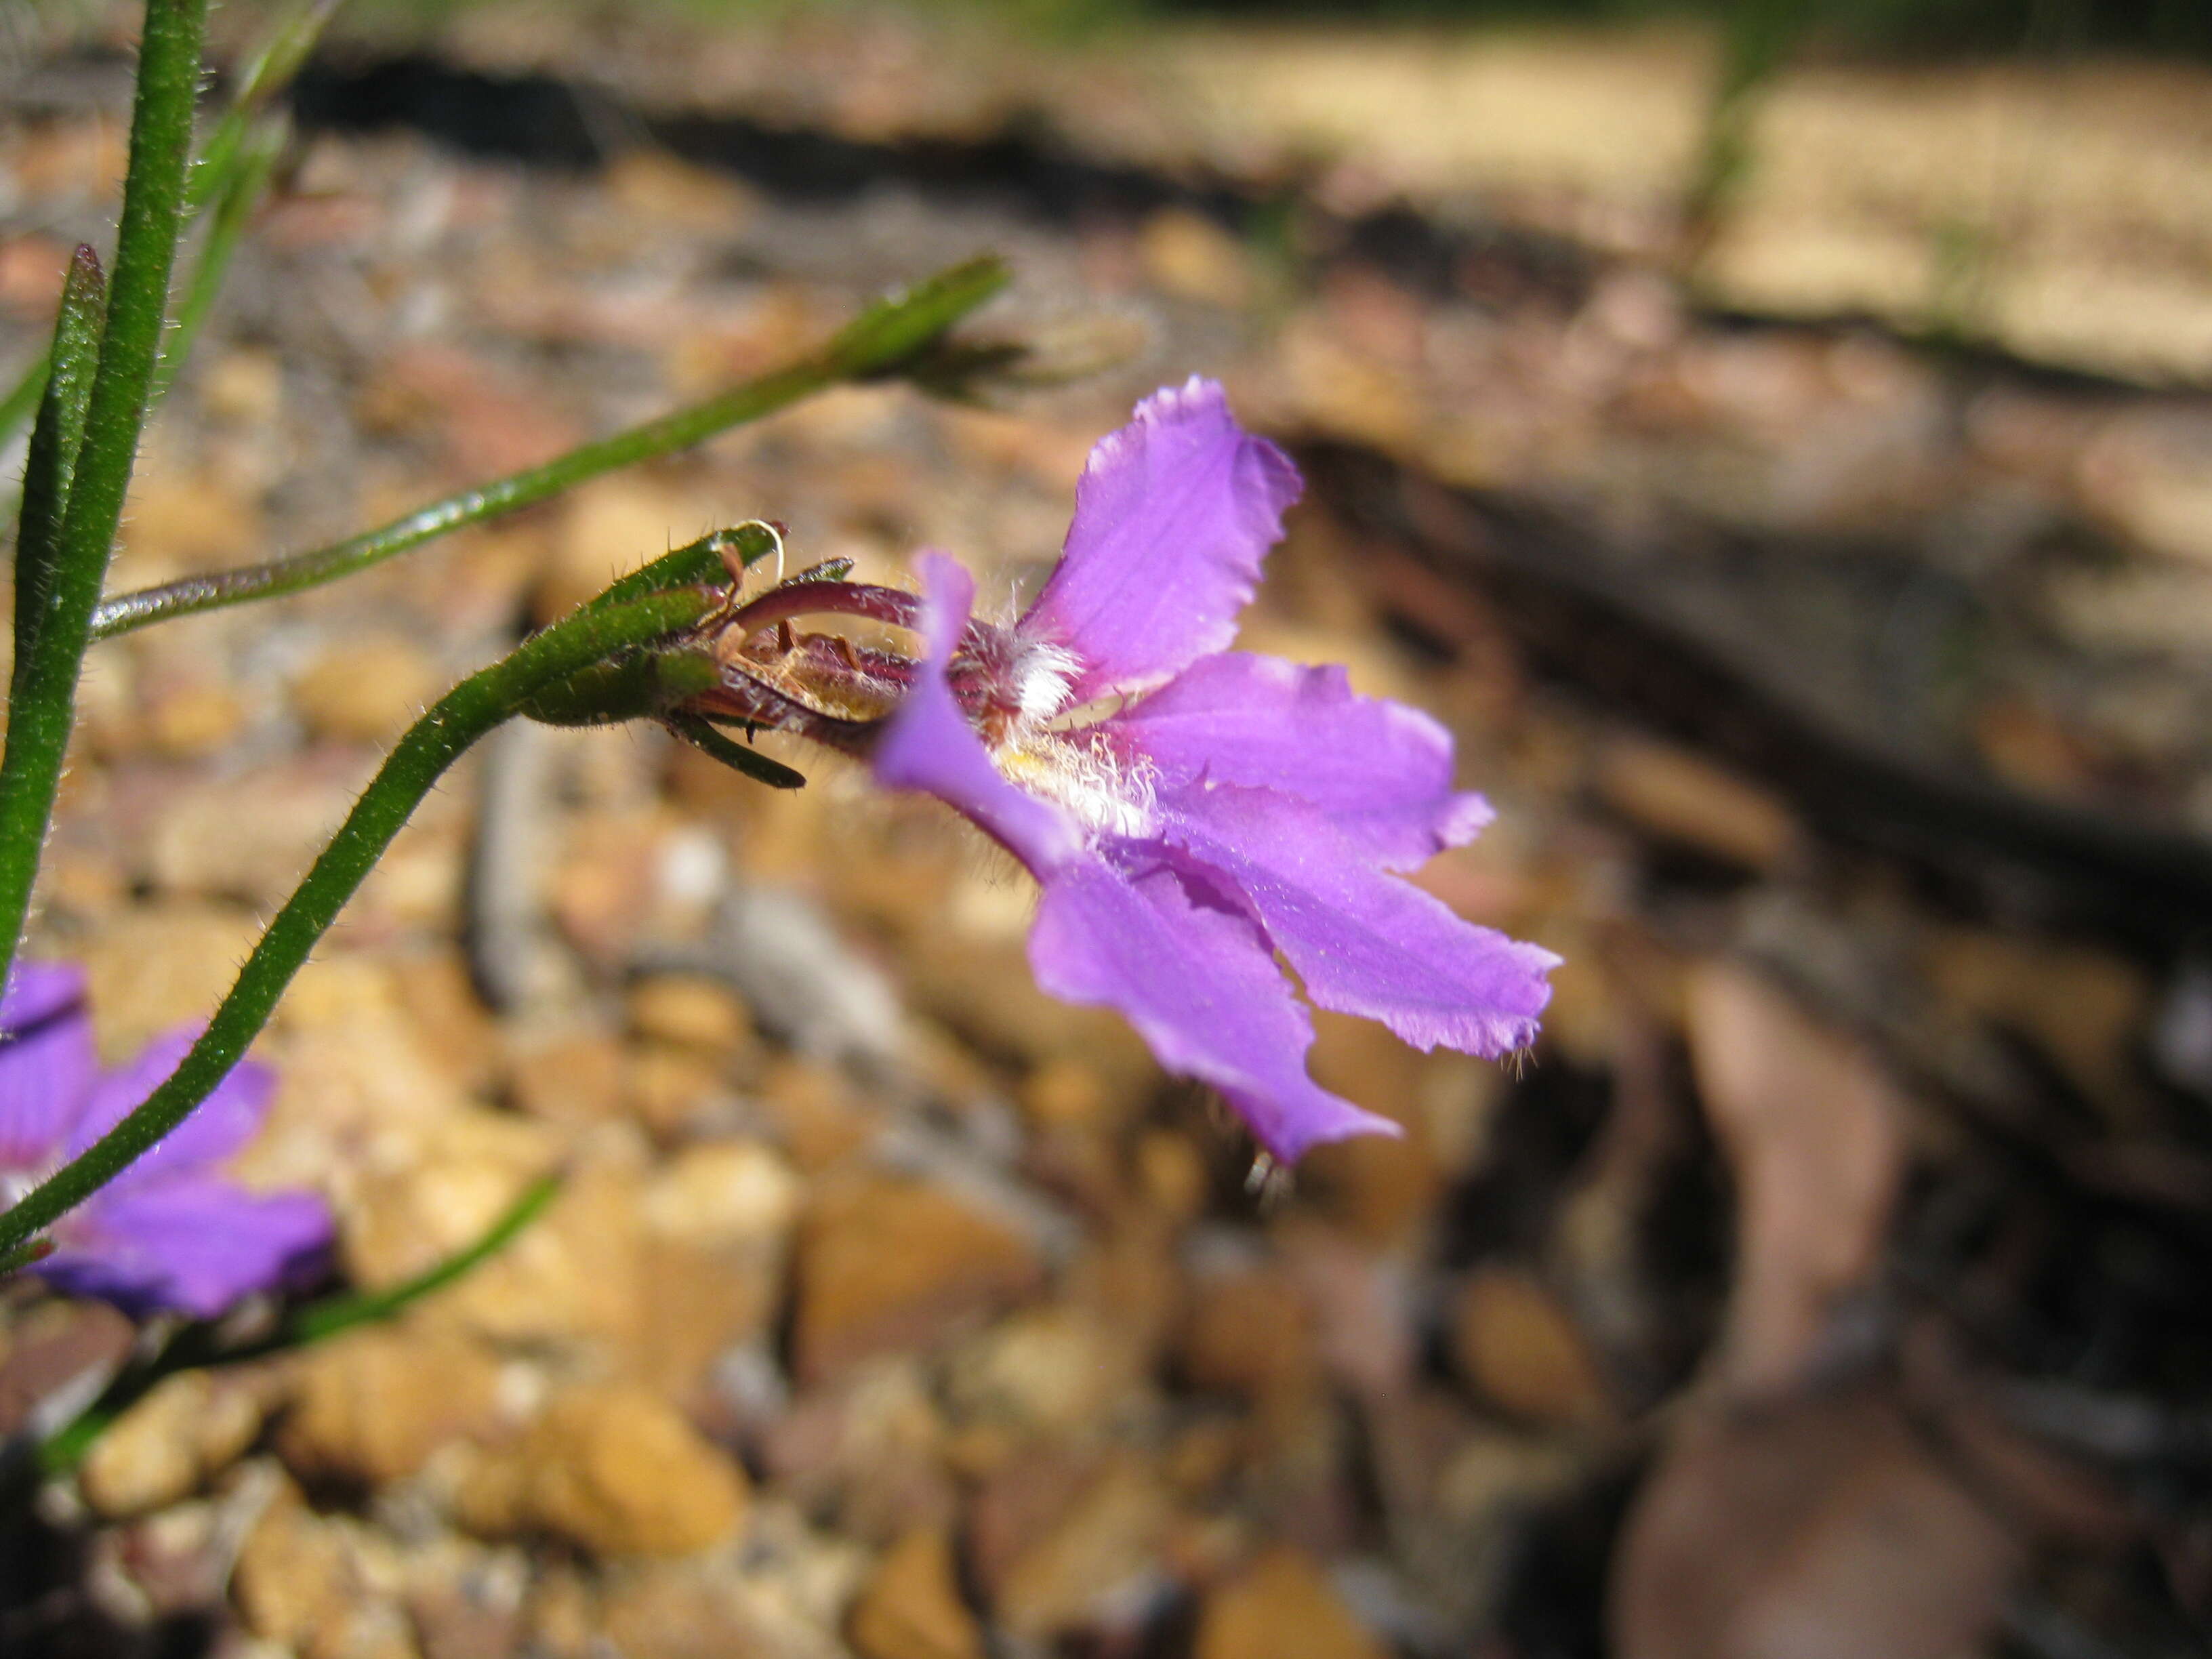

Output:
xmin=0 ymin=963 xmax=331 ymax=1317
xmin=870 ymin=378 xmax=1559 ymax=1162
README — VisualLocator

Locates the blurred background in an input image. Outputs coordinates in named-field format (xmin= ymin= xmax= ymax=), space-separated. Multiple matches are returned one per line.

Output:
xmin=4 ymin=1 xmax=2212 ymax=1654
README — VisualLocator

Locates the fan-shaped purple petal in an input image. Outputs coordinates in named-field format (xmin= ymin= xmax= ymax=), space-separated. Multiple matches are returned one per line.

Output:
xmin=1028 ymin=851 xmax=1397 ymax=1163
xmin=1022 ymin=378 xmax=1300 ymax=700
xmin=1112 ymin=651 xmax=1494 ymax=869
xmin=41 ymin=1177 xmax=330 ymax=1319
xmin=1 ymin=960 xmax=86 ymax=1030
xmin=68 ymin=1028 xmax=275 ymax=1179
xmin=0 ymin=972 xmax=96 ymax=1170
xmin=875 ymin=552 xmax=1084 ymax=876
xmin=1162 ymin=786 xmax=1557 ymax=1057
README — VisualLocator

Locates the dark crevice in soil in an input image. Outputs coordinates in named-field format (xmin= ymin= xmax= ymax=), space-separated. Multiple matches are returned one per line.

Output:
xmin=283 ymin=52 xmax=2195 ymax=403
xmin=288 ymin=54 xmax=1589 ymax=306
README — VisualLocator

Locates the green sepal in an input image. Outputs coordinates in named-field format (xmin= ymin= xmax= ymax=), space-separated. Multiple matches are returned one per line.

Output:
xmin=522 ymin=520 xmax=793 ymax=725
xmin=581 ymin=521 xmax=783 ymax=616
xmin=520 ymin=644 xmax=721 ymax=727
xmin=668 ymin=714 xmax=808 ymax=790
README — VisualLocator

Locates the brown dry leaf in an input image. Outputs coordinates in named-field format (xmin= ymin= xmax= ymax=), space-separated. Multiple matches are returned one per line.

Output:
xmin=1611 ymin=1389 xmax=2020 ymax=1659
xmin=1449 ymin=1266 xmax=1611 ymax=1427
xmin=1686 ymin=964 xmax=1905 ymax=1394
xmin=1591 ymin=735 xmax=1801 ymax=871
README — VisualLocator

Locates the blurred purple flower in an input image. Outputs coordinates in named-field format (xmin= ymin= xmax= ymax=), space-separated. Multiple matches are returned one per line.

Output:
xmin=874 ymin=377 xmax=1558 ymax=1162
xmin=0 ymin=963 xmax=329 ymax=1317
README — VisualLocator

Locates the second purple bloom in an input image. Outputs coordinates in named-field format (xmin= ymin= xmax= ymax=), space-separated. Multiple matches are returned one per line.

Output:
xmin=0 ymin=964 xmax=330 ymax=1318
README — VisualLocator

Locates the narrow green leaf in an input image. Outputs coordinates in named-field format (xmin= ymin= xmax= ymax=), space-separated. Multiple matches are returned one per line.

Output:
xmin=669 ymin=713 xmax=808 ymax=790
xmin=821 ymin=255 xmax=1012 ymax=376
xmin=279 ymin=1172 xmax=562 ymax=1348
xmin=184 ymin=0 xmax=342 ymax=216
xmin=13 ymin=247 xmax=107 ymax=691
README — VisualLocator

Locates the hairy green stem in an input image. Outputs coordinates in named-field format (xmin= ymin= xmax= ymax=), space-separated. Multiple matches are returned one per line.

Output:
xmin=0 ymin=0 xmax=209 ymax=996
xmin=89 ymin=255 xmax=1010 ymax=639
xmin=0 ymin=584 xmax=715 ymax=1260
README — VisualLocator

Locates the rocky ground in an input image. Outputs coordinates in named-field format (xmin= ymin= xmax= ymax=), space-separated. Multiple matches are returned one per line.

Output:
xmin=1 ymin=6 xmax=2210 ymax=1658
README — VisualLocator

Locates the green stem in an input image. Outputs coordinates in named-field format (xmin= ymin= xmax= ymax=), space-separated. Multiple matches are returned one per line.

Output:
xmin=13 ymin=250 xmax=108 ymax=697
xmin=0 ymin=583 xmax=716 ymax=1261
xmin=36 ymin=1172 xmax=562 ymax=1479
xmin=0 ymin=0 xmax=209 ymax=996
xmin=278 ymin=1172 xmax=562 ymax=1349
xmin=89 ymin=255 xmax=1010 ymax=640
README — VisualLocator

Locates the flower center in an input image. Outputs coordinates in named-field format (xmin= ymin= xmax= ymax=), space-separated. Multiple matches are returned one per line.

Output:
xmin=996 ymin=732 xmax=1155 ymax=839
xmin=962 ymin=628 xmax=1155 ymax=839
xmin=1008 ymin=639 xmax=1082 ymax=726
